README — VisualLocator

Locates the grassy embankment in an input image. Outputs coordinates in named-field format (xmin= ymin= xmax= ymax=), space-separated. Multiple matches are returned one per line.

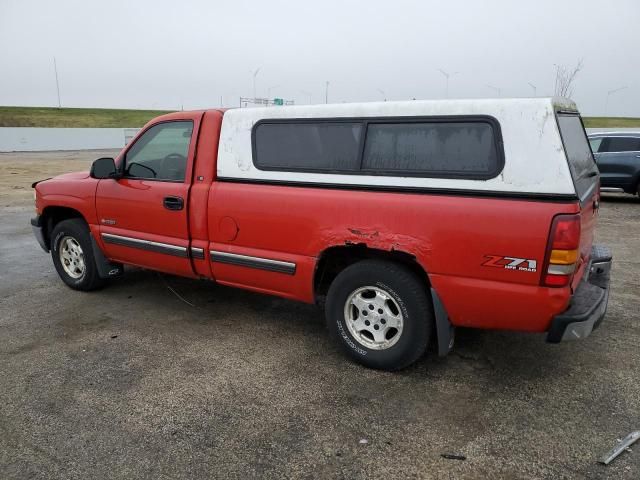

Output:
xmin=1 ymin=106 xmax=639 ymax=128
xmin=581 ymin=117 xmax=640 ymax=128
xmin=0 ymin=106 xmax=172 ymax=128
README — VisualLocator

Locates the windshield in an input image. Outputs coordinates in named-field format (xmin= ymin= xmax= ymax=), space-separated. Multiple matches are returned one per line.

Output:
xmin=557 ymin=114 xmax=599 ymax=200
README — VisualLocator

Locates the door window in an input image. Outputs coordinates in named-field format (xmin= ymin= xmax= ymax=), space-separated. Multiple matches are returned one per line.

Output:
xmin=124 ymin=121 xmax=193 ymax=181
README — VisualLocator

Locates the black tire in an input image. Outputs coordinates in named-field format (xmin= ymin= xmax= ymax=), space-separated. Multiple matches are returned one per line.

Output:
xmin=50 ymin=219 xmax=105 ymax=291
xmin=325 ymin=260 xmax=432 ymax=370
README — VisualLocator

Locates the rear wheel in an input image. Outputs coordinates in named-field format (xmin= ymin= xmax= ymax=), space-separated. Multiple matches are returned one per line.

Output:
xmin=51 ymin=219 xmax=105 ymax=291
xmin=325 ymin=260 xmax=432 ymax=370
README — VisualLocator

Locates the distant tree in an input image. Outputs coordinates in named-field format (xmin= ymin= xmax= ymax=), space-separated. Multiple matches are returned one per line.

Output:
xmin=554 ymin=60 xmax=584 ymax=98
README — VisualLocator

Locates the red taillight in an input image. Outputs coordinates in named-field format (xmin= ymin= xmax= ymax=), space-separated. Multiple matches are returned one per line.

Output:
xmin=542 ymin=214 xmax=581 ymax=288
xmin=551 ymin=215 xmax=581 ymax=250
xmin=544 ymin=273 xmax=571 ymax=287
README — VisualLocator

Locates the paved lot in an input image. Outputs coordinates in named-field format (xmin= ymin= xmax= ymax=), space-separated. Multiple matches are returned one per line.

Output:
xmin=1 ymin=151 xmax=639 ymax=479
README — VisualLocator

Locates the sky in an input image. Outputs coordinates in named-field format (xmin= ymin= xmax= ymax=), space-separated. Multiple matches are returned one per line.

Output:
xmin=0 ymin=0 xmax=638 ymax=116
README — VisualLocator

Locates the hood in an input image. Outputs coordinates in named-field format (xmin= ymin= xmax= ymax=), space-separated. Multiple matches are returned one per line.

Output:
xmin=52 ymin=170 xmax=90 ymax=181
xmin=34 ymin=170 xmax=95 ymax=197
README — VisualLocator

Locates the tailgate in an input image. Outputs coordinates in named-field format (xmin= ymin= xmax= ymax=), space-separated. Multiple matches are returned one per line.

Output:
xmin=556 ymin=113 xmax=600 ymax=288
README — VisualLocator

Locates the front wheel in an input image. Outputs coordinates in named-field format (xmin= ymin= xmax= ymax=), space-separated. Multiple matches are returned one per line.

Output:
xmin=325 ymin=260 xmax=432 ymax=370
xmin=51 ymin=219 xmax=105 ymax=291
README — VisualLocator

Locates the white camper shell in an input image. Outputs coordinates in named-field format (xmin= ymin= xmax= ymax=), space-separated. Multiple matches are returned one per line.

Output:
xmin=217 ymin=97 xmax=591 ymax=200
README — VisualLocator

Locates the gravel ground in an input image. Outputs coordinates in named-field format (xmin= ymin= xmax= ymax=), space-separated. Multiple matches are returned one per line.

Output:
xmin=0 ymin=151 xmax=638 ymax=479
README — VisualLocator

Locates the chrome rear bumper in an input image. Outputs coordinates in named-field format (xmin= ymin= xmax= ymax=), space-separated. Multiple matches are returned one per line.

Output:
xmin=546 ymin=245 xmax=612 ymax=343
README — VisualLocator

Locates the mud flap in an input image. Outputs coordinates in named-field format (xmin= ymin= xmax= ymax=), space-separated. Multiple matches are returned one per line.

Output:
xmin=90 ymin=234 xmax=124 ymax=279
xmin=431 ymin=288 xmax=455 ymax=356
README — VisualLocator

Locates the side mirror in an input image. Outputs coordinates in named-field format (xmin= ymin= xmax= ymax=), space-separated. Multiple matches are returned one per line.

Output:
xmin=90 ymin=157 xmax=119 ymax=179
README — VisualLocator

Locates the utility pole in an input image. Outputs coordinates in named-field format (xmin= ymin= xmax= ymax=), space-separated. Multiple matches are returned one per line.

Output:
xmin=53 ymin=57 xmax=61 ymax=108
xmin=253 ymin=67 xmax=261 ymax=99
xmin=528 ymin=82 xmax=537 ymax=97
xmin=325 ymin=81 xmax=329 ymax=104
xmin=605 ymin=86 xmax=627 ymax=116
xmin=438 ymin=69 xmax=458 ymax=98
xmin=377 ymin=89 xmax=386 ymax=101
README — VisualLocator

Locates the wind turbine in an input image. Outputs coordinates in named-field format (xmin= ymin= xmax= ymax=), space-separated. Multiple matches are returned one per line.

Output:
xmin=438 ymin=69 xmax=459 ymax=98
xmin=252 ymin=67 xmax=261 ymax=98
xmin=300 ymin=90 xmax=313 ymax=104
xmin=605 ymin=86 xmax=627 ymax=116
xmin=486 ymin=84 xmax=502 ymax=97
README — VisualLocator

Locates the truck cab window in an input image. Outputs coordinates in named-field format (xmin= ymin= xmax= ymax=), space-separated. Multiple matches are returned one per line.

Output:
xmin=124 ymin=121 xmax=193 ymax=181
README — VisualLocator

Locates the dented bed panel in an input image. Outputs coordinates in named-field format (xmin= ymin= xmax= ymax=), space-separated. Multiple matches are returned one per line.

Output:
xmin=206 ymin=179 xmax=580 ymax=327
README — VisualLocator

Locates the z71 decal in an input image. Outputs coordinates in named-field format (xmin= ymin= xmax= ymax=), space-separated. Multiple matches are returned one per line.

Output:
xmin=482 ymin=255 xmax=537 ymax=272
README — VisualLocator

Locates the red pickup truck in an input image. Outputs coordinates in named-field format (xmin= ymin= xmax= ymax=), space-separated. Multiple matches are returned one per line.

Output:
xmin=32 ymin=98 xmax=612 ymax=370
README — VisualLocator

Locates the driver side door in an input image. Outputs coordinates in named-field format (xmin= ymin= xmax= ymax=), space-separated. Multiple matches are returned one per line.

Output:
xmin=96 ymin=115 xmax=201 ymax=277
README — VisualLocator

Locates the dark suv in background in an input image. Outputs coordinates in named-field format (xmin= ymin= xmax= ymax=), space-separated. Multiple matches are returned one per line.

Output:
xmin=588 ymin=132 xmax=640 ymax=196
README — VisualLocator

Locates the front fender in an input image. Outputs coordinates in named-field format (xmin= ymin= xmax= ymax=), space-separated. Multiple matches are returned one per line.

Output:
xmin=40 ymin=194 xmax=99 ymax=226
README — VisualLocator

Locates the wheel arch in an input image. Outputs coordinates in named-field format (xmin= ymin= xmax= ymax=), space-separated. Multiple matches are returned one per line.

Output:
xmin=314 ymin=244 xmax=431 ymax=302
xmin=314 ymin=244 xmax=455 ymax=357
xmin=40 ymin=206 xmax=88 ymax=250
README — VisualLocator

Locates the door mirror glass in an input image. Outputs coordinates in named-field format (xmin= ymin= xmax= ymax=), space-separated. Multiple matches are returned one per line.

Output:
xmin=90 ymin=157 xmax=118 ymax=179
